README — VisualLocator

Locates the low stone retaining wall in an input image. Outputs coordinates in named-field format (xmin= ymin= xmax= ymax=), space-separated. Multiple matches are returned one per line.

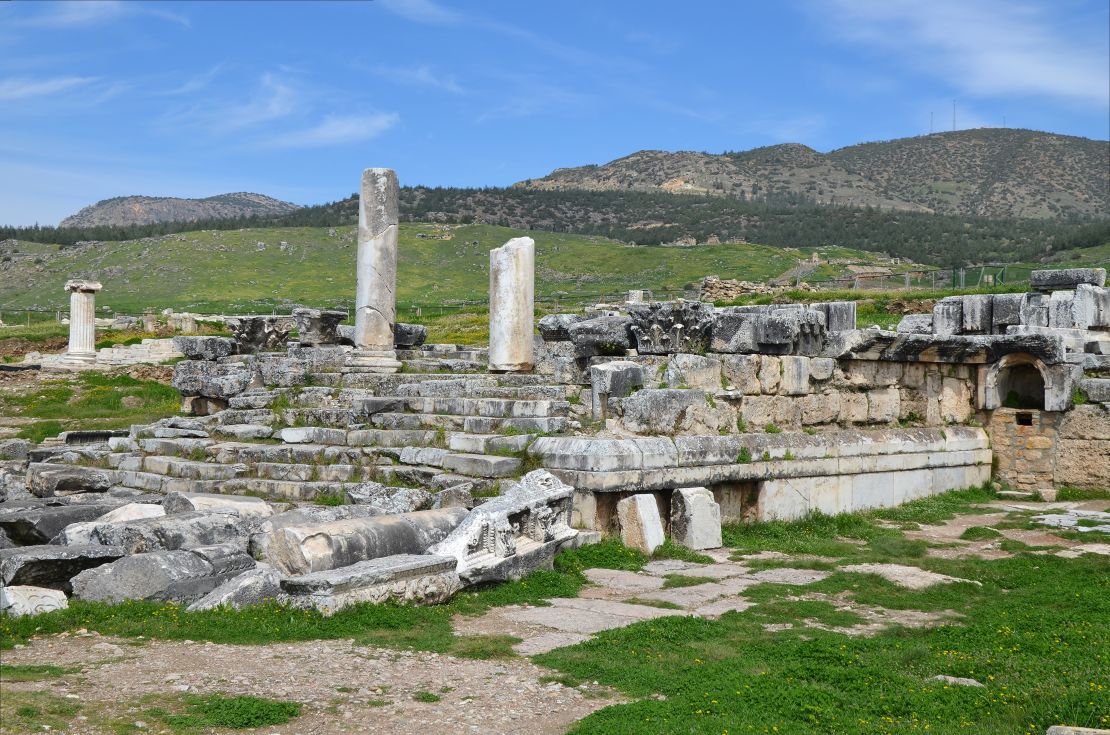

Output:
xmin=531 ymin=427 xmax=991 ymax=531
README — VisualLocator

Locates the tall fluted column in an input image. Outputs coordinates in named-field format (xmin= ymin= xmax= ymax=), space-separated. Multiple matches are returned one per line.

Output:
xmin=64 ymin=279 xmax=102 ymax=365
xmin=488 ymin=237 xmax=535 ymax=372
xmin=347 ymin=168 xmax=401 ymax=374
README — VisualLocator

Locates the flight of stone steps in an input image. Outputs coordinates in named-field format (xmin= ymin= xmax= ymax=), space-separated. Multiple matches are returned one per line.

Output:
xmin=96 ymin=347 xmax=588 ymax=507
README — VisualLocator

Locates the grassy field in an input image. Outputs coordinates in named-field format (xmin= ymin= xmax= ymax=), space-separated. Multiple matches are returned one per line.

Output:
xmin=0 ymin=223 xmax=923 ymax=315
xmin=2 ymin=487 xmax=1107 ymax=734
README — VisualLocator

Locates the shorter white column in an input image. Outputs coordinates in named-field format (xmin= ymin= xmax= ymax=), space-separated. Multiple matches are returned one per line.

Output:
xmin=64 ymin=279 xmax=102 ymax=364
xmin=488 ymin=237 xmax=535 ymax=372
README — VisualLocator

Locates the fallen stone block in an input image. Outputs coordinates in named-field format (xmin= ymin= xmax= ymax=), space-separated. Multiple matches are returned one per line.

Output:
xmin=93 ymin=510 xmax=249 ymax=554
xmin=346 ymin=483 xmax=433 ymax=514
xmin=538 ymin=314 xmax=582 ymax=342
xmin=394 ymin=322 xmax=428 ymax=348
xmin=54 ymin=502 xmax=166 ymax=545
xmin=282 ymin=554 xmax=460 ymax=614
xmin=293 ymin=308 xmax=345 ymax=346
xmin=211 ymin=424 xmax=273 ymax=441
xmin=0 ymin=439 xmax=31 ymax=461
xmin=1 ymin=544 xmax=126 ymax=590
xmin=71 ymin=543 xmax=256 ymax=603
xmin=247 ymin=506 xmax=382 ymax=559
xmin=264 ymin=508 xmax=469 ymax=575
xmin=442 ymin=453 xmax=521 ymax=478
xmin=0 ymin=585 xmax=68 ymax=617
xmin=1030 ymin=268 xmax=1106 ymax=291
xmin=186 ymin=565 xmax=284 ymax=611
xmin=629 ymin=301 xmax=714 ymax=355
xmin=896 ymin=314 xmax=933 ymax=334
xmin=172 ymin=359 xmax=255 ymax=399
xmin=26 ymin=464 xmax=118 ymax=498
xmin=669 ymin=487 xmax=722 ymax=550
xmin=173 ymin=336 xmax=238 ymax=361
xmin=162 ymin=491 xmax=273 ymax=519
xmin=568 ymin=315 xmax=633 ymax=358
xmin=428 ymin=469 xmax=576 ymax=584
xmin=617 ymin=494 xmax=665 ymax=555
xmin=0 ymin=502 xmax=123 ymax=545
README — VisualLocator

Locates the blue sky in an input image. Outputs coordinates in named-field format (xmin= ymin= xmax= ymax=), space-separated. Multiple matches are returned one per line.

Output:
xmin=1 ymin=0 xmax=1107 ymax=226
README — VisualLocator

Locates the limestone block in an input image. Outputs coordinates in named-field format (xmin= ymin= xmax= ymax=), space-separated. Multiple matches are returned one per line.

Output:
xmin=173 ymin=336 xmax=237 ymax=361
xmin=162 ymin=491 xmax=273 ymax=519
xmin=780 ymin=356 xmax=810 ymax=395
xmin=669 ymin=487 xmax=721 ymax=550
xmin=758 ymin=356 xmax=781 ymax=393
xmin=0 ymin=439 xmax=30 ymax=461
xmin=282 ymin=554 xmax=460 ymax=613
xmin=346 ymin=483 xmax=433 ymax=514
xmin=1 ymin=544 xmax=126 ymax=590
xmin=394 ymin=323 xmax=428 ymax=348
xmin=279 ymin=426 xmax=347 ymax=445
xmin=741 ymin=395 xmax=777 ymax=427
xmin=187 ymin=565 xmax=284 ymax=611
xmin=1030 ymin=267 xmax=1106 ymax=291
xmin=720 ymin=354 xmax=761 ymax=393
xmin=617 ymin=494 xmax=665 ymax=555
xmin=247 ymin=506 xmax=382 ymax=559
xmin=172 ymin=360 xmax=255 ymax=399
xmin=990 ymin=293 xmax=1024 ymax=333
xmin=56 ymin=502 xmax=165 ymax=545
xmin=589 ymin=361 xmax=644 ymax=420
xmin=801 ymin=392 xmax=841 ymax=425
xmin=809 ymin=357 xmax=835 ymax=382
xmin=1048 ymin=291 xmax=1077 ymax=329
xmin=629 ymin=301 xmax=715 ymax=355
xmin=71 ymin=543 xmax=255 ymax=603
xmin=839 ymin=392 xmax=869 ymax=423
xmin=867 ymin=387 xmax=900 ymax=423
xmin=619 ymin=389 xmax=710 ymax=435
xmin=538 ymin=314 xmax=582 ymax=342
xmin=92 ymin=511 xmax=249 ymax=554
xmin=960 ymin=294 xmax=992 ymax=334
xmin=292 ymin=308 xmax=345 ymax=346
xmin=1077 ymin=284 xmax=1110 ymax=328
xmin=569 ymin=316 xmax=633 ymax=358
xmin=940 ymin=378 xmax=972 ymax=423
xmin=429 ymin=470 xmax=576 ymax=583
xmin=664 ymin=353 xmax=722 ymax=391
xmin=932 ymin=298 xmax=963 ymax=336
xmin=27 ymin=463 xmax=117 ymax=498
xmin=264 ymin=508 xmax=468 ymax=575
xmin=1020 ymin=292 xmax=1050 ymax=327
xmin=0 ymin=585 xmax=68 ymax=617
xmin=896 ymin=314 xmax=933 ymax=334
xmin=709 ymin=311 xmax=757 ymax=353
xmin=0 ymin=503 xmax=123 ymax=544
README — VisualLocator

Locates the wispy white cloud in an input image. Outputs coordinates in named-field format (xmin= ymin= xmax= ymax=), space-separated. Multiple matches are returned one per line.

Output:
xmin=163 ymin=64 xmax=226 ymax=96
xmin=262 ymin=113 xmax=400 ymax=149
xmin=170 ymin=72 xmax=297 ymax=134
xmin=0 ymin=75 xmax=96 ymax=100
xmin=377 ymin=0 xmax=459 ymax=25
xmin=370 ymin=64 xmax=465 ymax=94
xmin=814 ymin=0 xmax=1109 ymax=107
xmin=16 ymin=0 xmax=190 ymax=29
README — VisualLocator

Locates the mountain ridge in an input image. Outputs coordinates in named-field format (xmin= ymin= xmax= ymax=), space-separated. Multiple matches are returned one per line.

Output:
xmin=60 ymin=192 xmax=300 ymax=228
xmin=515 ymin=129 xmax=1109 ymax=220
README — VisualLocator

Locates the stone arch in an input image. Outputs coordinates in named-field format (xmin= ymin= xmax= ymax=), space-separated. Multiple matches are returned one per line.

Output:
xmin=981 ymin=353 xmax=1073 ymax=412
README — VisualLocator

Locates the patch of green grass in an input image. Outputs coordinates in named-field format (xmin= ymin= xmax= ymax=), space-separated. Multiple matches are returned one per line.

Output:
xmin=1056 ymin=486 xmax=1110 ymax=502
xmin=651 ymin=538 xmax=715 ymax=565
xmin=623 ymin=597 xmax=684 ymax=610
xmin=367 ymin=698 xmax=391 ymax=707
xmin=413 ymin=691 xmax=441 ymax=703
xmin=723 ymin=510 xmax=889 ymax=557
xmin=554 ymin=537 xmax=648 ymax=574
xmin=16 ymin=419 xmax=65 ymax=442
xmin=1 ymin=691 xmax=83 ymax=732
xmin=661 ymin=574 xmax=717 ymax=589
xmin=0 ymin=663 xmax=80 ymax=681
xmin=312 ymin=491 xmax=346 ymax=507
xmin=147 ymin=694 xmax=301 ymax=731
xmin=763 ymin=423 xmax=782 ymax=434
xmin=960 ymin=526 xmax=1003 ymax=541
xmin=537 ymin=549 xmax=1110 ymax=734
xmin=446 ymin=634 xmax=520 ymax=659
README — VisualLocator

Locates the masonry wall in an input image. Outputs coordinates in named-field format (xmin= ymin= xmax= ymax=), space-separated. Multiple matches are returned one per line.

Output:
xmin=987 ymin=403 xmax=1110 ymax=492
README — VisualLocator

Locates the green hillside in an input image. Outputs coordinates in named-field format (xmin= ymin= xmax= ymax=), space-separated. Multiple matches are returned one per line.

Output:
xmin=0 ymin=223 xmax=896 ymax=315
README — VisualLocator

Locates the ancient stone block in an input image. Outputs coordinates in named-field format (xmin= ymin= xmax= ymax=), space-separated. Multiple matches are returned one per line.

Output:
xmin=172 ymin=360 xmax=255 ymax=399
xmin=1 ymin=544 xmax=126 ymax=590
xmin=932 ymin=298 xmax=963 ymax=336
xmin=617 ymin=494 xmax=665 ymax=555
xmin=757 ymin=356 xmax=781 ymax=393
xmin=0 ymin=502 xmax=122 ymax=545
xmin=282 ymin=554 xmax=460 ymax=613
xmin=664 ymin=353 xmax=722 ymax=391
xmin=93 ymin=510 xmax=249 ymax=554
xmin=896 ymin=314 xmax=933 ymax=334
xmin=720 ymin=354 xmax=761 ymax=393
xmin=394 ymin=322 xmax=427 ymax=347
xmin=1030 ymin=268 xmax=1106 ymax=291
xmin=0 ymin=585 xmax=68 ymax=617
xmin=867 ymin=387 xmax=900 ymax=423
xmin=961 ymin=295 xmax=993 ymax=334
xmin=669 ymin=487 xmax=721 ymax=550
xmin=55 ymin=502 xmax=165 ymax=545
xmin=228 ymin=315 xmax=293 ymax=352
xmin=173 ymin=336 xmax=237 ymax=361
xmin=590 ymin=361 xmax=644 ymax=420
xmin=346 ymin=483 xmax=433 ymax=514
xmin=292 ymin=308 xmax=346 ymax=346
xmin=428 ymin=470 xmax=576 ymax=584
xmin=780 ymin=356 xmax=810 ymax=395
xmin=162 ymin=492 xmax=273 ymax=519
xmin=264 ymin=508 xmax=468 ymax=575
xmin=538 ymin=314 xmax=582 ymax=342
xmin=569 ymin=316 xmax=633 ymax=358
xmin=27 ymin=464 xmax=117 ymax=498
xmin=187 ymin=566 xmax=284 ymax=611
xmin=629 ymin=301 xmax=714 ymax=355
xmin=71 ymin=543 xmax=255 ymax=603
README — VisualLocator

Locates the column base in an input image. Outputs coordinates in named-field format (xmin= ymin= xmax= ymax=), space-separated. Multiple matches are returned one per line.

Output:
xmin=344 ymin=349 xmax=402 ymax=374
xmin=58 ymin=352 xmax=97 ymax=368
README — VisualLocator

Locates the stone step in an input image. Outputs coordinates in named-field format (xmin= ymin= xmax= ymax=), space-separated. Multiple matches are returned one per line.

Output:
xmin=278 ymin=427 xmax=349 ymax=445
xmin=396 ymin=348 xmax=487 ymax=361
xmin=346 ymin=429 xmax=439 ymax=448
xmin=370 ymin=412 xmax=566 ymax=434
xmin=448 ymin=433 xmax=534 ymax=454
xmin=332 ymin=372 xmax=566 ymax=390
xmin=401 ymin=397 xmax=568 ymax=418
xmin=279 ymin=408 xmax=355 ymax=427
xmin=141 ymin=456 xmax=248 ymax=481
xmin=441 ymin=453 xmax=522 ymax=478
xmin=394 ymin=380 xmax=570 ymax=401
xmin=213 ymin=409 xmax=276 ymax=426
xmin=207 ymin=442 xmax=375 ymax=466
xmin=401 ymin=359 xmax=485 ymax=373
xmin=255 ymin=462 xmax=365 ymax=483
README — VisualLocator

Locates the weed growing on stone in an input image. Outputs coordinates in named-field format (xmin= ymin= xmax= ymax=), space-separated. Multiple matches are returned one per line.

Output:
xmin=960 ymin=526 xmax=1002 ymax=541
xmin=413 ymin=691 xmax=441 ymax=703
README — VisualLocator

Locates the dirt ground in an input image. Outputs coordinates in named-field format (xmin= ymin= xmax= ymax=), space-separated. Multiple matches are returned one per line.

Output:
xmin=2 ymin=636 xmax=616 ymax=735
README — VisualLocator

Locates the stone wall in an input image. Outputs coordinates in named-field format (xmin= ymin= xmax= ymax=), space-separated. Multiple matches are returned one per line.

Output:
xmin=987 ymin=404 xmax=1110 ymax=493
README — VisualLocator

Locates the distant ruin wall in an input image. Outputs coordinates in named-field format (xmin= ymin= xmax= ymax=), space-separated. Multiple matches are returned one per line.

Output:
xmin=990 ymin=404 xmax=1110 ymax=492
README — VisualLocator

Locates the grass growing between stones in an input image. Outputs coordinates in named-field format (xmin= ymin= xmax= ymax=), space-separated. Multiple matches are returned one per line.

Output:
xmin=141 ymin=694 xmax=302 ymax=731
xmin=1 ymin=371 xmax=180 ymax=440
xmin=0 ymin=663 xmax=81 ymax=681
xmin=537 ymin=533 xmax=1109 ymax=734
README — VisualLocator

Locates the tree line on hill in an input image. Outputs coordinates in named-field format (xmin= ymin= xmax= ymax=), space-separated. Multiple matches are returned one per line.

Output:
xmin=2 ymin=187 xmax=1106 ymax=268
